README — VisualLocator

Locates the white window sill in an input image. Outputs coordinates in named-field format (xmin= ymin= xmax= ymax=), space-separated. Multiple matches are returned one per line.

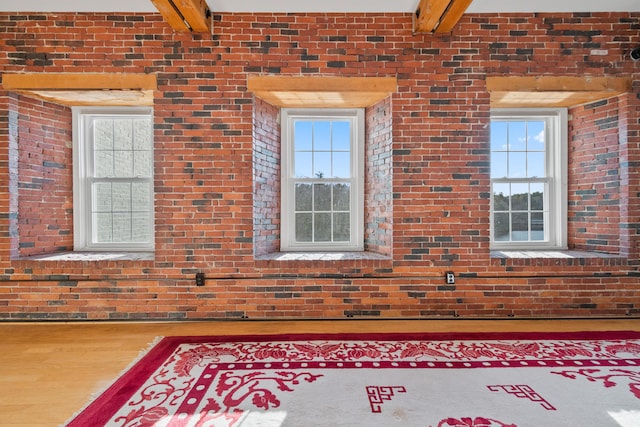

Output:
xmin=20 ymin=252 xmax=154 ymax=262
xmin=490 ymin=250 xmax=621 ymax=259
xmin=255 ymin=251 xmax=390 ymax=262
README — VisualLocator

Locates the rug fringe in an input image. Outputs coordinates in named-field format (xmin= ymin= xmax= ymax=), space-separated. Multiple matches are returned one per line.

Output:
xmin=60 ymin=336 xmax=164 ymax=427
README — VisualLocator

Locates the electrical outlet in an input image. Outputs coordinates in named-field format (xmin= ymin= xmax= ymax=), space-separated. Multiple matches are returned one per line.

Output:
xmin=445 ymin=272 xmax=455 ymax=285
xmin=195 ymin=272 xmax=205 ymax=286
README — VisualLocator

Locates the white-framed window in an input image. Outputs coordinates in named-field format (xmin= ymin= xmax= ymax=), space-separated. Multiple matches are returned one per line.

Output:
xmin=490 ymin=108 xmax=567 ymax=250
xmin=73 ymin=107 xmax=154 ymax=251
xmin=281 ymin=108 xmax=364 ymax=251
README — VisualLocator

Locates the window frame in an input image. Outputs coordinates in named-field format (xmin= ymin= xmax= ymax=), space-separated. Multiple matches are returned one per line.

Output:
xmin=490 ymin=108 xmax=568 ymax=250
xmin=281 ymin=108 xmax=364 ymax=252
xmin=72 ymin=106 xmax=155 ymax=252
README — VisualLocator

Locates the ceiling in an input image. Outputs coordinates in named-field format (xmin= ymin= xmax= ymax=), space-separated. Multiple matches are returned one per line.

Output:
xmin=1 ymin=0 xmax=639 ymax=13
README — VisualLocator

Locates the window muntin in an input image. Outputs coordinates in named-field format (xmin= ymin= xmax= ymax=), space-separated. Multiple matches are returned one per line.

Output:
xmin=73 ymin=107 xmax=154 ymax=251
xmin=490 ymin=109 xmax=567 ymax=250
xmin=281 ymin=109 xmax=364 ymax=251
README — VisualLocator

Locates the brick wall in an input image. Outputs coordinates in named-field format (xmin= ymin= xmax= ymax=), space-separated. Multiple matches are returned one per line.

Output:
xmin=253 ymin=97 xmax=280 ymax=256
xmin=568 ymin=98 xmax=622 ymax=253
xmin=13 ymin=96 xmax=73 ymax=257
xmin=0 ymin=11 xmax=638 ymax=320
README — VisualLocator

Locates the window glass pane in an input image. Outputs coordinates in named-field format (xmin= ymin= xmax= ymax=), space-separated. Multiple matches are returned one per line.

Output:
xmin=332 ymin=121 xmax=350 ymax=151
xmin=333 ymin=213 xmax=350 ymax=241
xmin=133 ymin=118 xmax=152 ymax=150
xmin=94 ymin=151 xmax=114 ymax=177
xmin=508 ymin=152 xmax=526 ymax=178
xmin=527 ymin=121 xmax=545 ymax=151
xmin=494 ymin=212 xmax=509 ymax=241
xmin=314 ymin=183 xmax=331 ymax=211
xmin=94 ymin=119 xmax=113 ymax=150
xmin=132 ymin=183 xmax=151 ymax=211
xmin=314 ymin=212 xmax=331 ymax=241
xmin=94 ymin=183 xmax=112 ymax=211
xmin=531 ymin=183 xmax=545 ymax=211
xmin=132 ymin=213 xmax=151 ymax=242
xmin=114 ymin=150 xmax=134 ymax=177
xmin=134 ymin=150 xmax=153 ymax=177
xmin=295 ymin=152 xmax=312 ymax=178
xmin=95 ymin=212 xmax=112 ymax=242
xmin=531 ymin=212 xmax=544 ymax=241
xmin=294 ymin=121 xmax=313 ymax=151
xmin=295 ymin=183 xmax=313 ymax=211
xmin=333 ymin=183 xmax=350 ymax=211
xmin=332 ymin=152 xmax=350 ymax=178
xmin=493 ymin=183 xmax=510 ymax=211
xmin=313 ymin=121 xmax=331 ymax=151
xmin=527 ymin=152 xmax=545 ymax=178
xmin=113 ymin=119 xmax=133 ymax=150
xmin=511 ymin=212 xmax=529 ymax=241
xmin=508 ymin=122 xmax=527 ymax=151
xmin=112 ymin=182 xmax=131 ymax=212
xmin=491 ymin=152 xmax=508 ymax=179
xmin=313 ymin=152 xmax=331 ymax=178
xmin=295 ymin=213 xmax=312 ymax=242
xmin=490 ymin=121 xmax=508 ymax=152
xmin=112 ymin=212 xmax=131 ymax=242
xmin=511 ymin=183 xmax=529 ymax=211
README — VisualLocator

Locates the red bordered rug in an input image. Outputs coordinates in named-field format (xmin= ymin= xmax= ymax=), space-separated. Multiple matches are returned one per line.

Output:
xmin=65 ymin=331 xmax=640 ymax=427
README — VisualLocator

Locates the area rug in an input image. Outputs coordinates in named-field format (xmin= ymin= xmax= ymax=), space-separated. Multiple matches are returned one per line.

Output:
xmin=65 ymin=331 xmax=640 ymax=427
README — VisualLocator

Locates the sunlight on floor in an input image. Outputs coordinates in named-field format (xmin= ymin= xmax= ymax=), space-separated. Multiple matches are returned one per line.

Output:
xmin=609 ymin=409 xmax=640 ymax=427
xmin=161 ymin=411 xmax=288 ymax=426
xmin=239 ymin=410 xmax=287 ymax=426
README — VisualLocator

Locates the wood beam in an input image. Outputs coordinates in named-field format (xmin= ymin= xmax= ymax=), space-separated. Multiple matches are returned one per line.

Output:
xmin=150 ymin=0 xmax=211 ymax=33
xmin=486 ymin=76 xmax=632 ymax=108
xmin=2 ymin=73 xmax=157 ymax=91
xmin=486 ymin=76 xmax=632 ymax=94
xmin=414 ymin=0 xmax=473 ymax=34
xmin=435 ymin=0 xmax=473 ymax=33
xmin=247 ymin=76 xmax=397 ymax=108
xmin=2 ymin=73 xmax=157 ymax=107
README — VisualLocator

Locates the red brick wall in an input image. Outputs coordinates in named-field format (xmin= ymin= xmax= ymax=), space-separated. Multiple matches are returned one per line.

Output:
xmin=253 ymin=97 xmax=281 ymax=256
xmin=365 ymin=97 xmax=393 ymax=256
xmin=0 ymin=11 xmax=638 ymax=320
xmin=568 ymin=98 xmax=622 ymax=253
xmin=14 ymin=96 xmax=73 ymax=257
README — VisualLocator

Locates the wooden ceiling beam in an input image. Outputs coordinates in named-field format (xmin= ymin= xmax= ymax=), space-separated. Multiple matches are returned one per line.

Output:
xmin=150 ymin=0 xmax=211 ymax=33
xmin=435 ymin=0 xmax=473 ymax=33
xmin=414 ymin=0 xmax=473 ymax=34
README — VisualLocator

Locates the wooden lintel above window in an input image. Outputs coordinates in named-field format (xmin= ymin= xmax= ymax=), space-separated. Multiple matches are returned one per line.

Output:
xmin=2 ymin=73 xmax=157 ymax=106
xmin=486 ymin=76 xmax=633 ymax=108
xmin=150 ymin=0 xmax=211 ymax=33
xmin=414 ymin=0 xmax=473 ymax=34
xmin=247 ymin=76 xmax=397 ymax=108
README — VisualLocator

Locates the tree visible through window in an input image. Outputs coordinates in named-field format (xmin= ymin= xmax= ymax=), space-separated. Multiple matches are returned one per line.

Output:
xmin=281 ymin=109 xmax=364 ymax=251
xmin=490 ymin=109 xmax=567 ymax=250
xmin=73 ymin=107 xmax=154 ymax=251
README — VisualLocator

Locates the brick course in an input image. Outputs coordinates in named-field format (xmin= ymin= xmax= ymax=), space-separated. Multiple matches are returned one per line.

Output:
xmin=0 ymin=11 xmax=638 ymax=320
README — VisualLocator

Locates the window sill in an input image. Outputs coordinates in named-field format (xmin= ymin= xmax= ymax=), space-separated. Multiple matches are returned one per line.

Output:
xmin=490 ymin=250 xmax=621 ymax=259
xmin=255 ymin=251 xmax=390 ymax=262
xmin=19 ymin=251 xmax=154 ymax=262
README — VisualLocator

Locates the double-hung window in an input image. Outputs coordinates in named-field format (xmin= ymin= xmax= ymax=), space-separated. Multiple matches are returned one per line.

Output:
xmin=73 ymin=107 xmax=154 ymax=251
xmin=281 ymin=109 xmax=364 ymax=251
xmin=490 ymin=108 xmax=567 ymax=250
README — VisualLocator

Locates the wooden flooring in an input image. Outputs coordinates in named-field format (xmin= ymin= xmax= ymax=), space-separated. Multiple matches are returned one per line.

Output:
xmin=1 ymin=318 xmax=639 ymax=426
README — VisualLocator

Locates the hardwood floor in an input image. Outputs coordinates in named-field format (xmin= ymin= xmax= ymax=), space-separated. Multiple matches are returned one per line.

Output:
xmin=1 ymin=318 xmax=639 ymax=426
